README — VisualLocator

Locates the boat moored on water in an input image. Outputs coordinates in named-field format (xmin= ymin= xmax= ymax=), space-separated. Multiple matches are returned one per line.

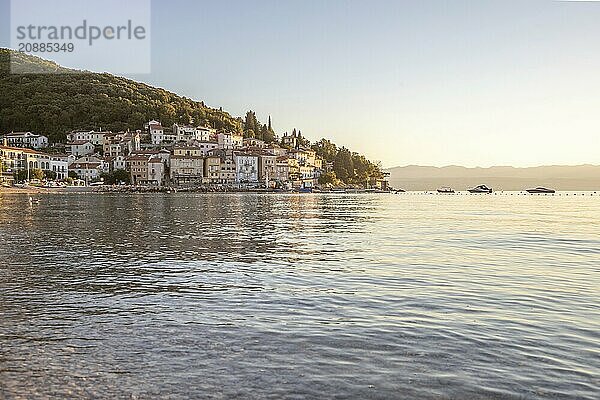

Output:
xmin=468 ymin=185 xmax=493 ymax=194
xmin=437 ymin=187 xmax=455 ymax=194
xmin=526 ymin=187 xmax=556 ymax=194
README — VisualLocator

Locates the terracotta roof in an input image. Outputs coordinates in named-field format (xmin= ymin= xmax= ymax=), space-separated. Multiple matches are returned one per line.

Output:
xmin=0 ymin=145 xmax=40 ymax=154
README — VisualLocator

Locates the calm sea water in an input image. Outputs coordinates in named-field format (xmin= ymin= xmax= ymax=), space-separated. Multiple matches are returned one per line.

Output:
xmin=0 ymin=192 xmax=598 ymax=399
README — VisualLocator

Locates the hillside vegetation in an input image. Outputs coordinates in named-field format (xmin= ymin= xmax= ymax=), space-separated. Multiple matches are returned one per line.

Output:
xmin=0 ymin=49 xmax=240 ymax=142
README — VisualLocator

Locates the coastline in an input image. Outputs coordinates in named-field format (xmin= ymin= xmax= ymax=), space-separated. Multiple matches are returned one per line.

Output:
xmin=0 ymin=186 xmax=64 ymax=194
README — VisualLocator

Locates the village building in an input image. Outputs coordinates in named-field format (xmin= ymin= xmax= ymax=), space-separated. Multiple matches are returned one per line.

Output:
xmin=234 ymin=152 xmax=259 ymax=186
xmin=69 ymin=158 xmax=104 ymax=182
xmin=66 ymin=140 xmax=95 ymax=157
xmin=147 ymin=121 xmax=164 ymax=145
xmin=274 ymin=156 xmax=291 ymax=186
xmin=147 ymin=156 xmax=166 ymax=186
xmin=170 ymin=154 xmax=204 ymax=185
xmin=1 ymin=140 xmax=70 ymax=182
xmin=258 ymin=152 xmax=277 ymax=187
xmin=67 ymin=130 xmax=107 ymax=146
xmin=286 ymin=157 xmax=301 ymax=184
xmin=219 ymin=157 xmax=236 ymax=184
xmin=173 ymin=142 xmax=218 ymax=157
xmin=48 ymin=154 xmax=70 ymax=180
xmin=1 ymin=132 xmax=49 ymax=149
xmin=243 ymin=138 xmax=267 ymax=149
xmin=207 ymin=149 xmax=236 ymax=184
xmin=288 ymin=148 xmax=317 ymax=167
xmin=204 ymin=154 xmax=221 ymax=184
xmin=266 ymin=143 xmax=287 ymax=157
xmin=0 ymin=141 xmax=27 ymax=173
xmin=281 ymin=132 xmax=298 ymax=149
xmin=103 ymin=131 xmax=141 ymax=157
xmin=217 ymin=132 xmax=244 ymax=150
xmin=126 ymin=154 xmax=150 ymax=185
xmin=194 ymin=126 xmax=215 ymax=142
xmin=104 ymin=155 xmax=127 ymax=172
xmin=173 ymin=124 xmax=215 ymax=143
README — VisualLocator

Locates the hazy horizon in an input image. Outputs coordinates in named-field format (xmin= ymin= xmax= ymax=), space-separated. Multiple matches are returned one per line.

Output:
xmin=2 ymin=0 xmax=600 ymax=168
xmin=386 ymin=163 xmax=600 ymax=191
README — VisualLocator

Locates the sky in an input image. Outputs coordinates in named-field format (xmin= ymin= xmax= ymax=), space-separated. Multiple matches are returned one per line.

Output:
xmin=2 ymin=0 xmax=600 ymax=168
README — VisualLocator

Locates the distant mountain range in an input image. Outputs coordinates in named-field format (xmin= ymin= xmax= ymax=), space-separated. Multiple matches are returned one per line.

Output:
xmin=385 ymin=165 xmax=600 ymax=191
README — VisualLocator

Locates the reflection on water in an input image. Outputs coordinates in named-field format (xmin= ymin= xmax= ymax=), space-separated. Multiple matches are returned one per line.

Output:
xmin=0 ymin=193 xmax=599 ymax=399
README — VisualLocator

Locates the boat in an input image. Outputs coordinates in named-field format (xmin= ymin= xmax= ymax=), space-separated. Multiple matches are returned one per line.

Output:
xmin=468 ymin=185 xmax=493 ymax=194
xmin=437 ymin=187 xmax=455 ymax=194
xmin=298 ymin=187 xmax=313 ymax=193
xmin=526 ymin=187 xmax=556 ymax=194
xmin=394 ymin=189 xmax=406 ymax=194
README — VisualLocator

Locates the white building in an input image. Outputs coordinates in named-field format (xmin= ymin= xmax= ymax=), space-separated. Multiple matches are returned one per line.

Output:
xmin=195 ymin=126 xmax=215 ymax=142
xmin=69 ymin=160 xmax=103 ymax=181
xmin=217 ymin=132 xmax=244 ymax=150
xmin=48 ymin=154 xmax=69 ymax=179
xmin=148 ymin=121 xmax=164 ymax=145
xmin=67 ymin=130 xmax=107 ymax=146
xmin=173 ymin=124 xmax=216 ymax=143
xmin=234 ymin=152 xmax=259 ymax=185
xmin=2 ymin=132 xmax=48 ymax=149
xmin=173 ymin=124 xmax=196 ymax=142
xmin=66 ymin=140 xmax=95 ymax=157
xmin=104 ymin=155 xmax=127 ymax=172
xmin=244 ymin=138 xmax=267 ymax=148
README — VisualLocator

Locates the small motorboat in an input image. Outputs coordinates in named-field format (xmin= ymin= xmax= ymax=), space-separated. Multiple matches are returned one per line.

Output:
xmin=298 ymin=187 xmax=313 ymax=193
xmin=394 ymin=189 xmax=406 ymax=194
xmin=437 ymin=187 xmax=455 ymax=194
xmin=468 ymin=185 xmax=493 ymax=194
xmin=526 ymin=187 xmax=556 ymax=194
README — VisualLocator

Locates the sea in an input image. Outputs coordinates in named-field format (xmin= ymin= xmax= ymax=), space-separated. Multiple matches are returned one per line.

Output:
xmin=0 ymin=192 xmax=598 ymax=399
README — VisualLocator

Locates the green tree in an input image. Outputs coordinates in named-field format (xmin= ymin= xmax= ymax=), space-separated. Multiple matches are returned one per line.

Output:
xmin=44 ymin=170 xmax=57 ymax=180
xmin=100 ymin=169 xmax=130 ymax=185
xmin=312 ymin=139 xmax=338 ymax=162
xmin=31 ymin=168 xmax=44 ymax=181
xmin=13 ymin=170 xmax=27 ymax=182
xmin=244 ymin=111 xmax=260 ymax=139
xmin=334 ymin=147 xmax=354 ymax=183
xmin=318 ymin=171 xmax=338 ymax=186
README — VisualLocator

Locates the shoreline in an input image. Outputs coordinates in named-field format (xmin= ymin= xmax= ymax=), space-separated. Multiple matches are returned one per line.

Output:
xmin=0 ymin=186 xmax=66 ymax=194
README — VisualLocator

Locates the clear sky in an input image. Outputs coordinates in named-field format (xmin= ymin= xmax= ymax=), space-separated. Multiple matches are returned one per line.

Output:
xmin=2 ymin=0 xmax=600 ymax=168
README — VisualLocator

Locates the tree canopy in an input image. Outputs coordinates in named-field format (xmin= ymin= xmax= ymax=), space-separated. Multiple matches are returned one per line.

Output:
xmin=0 ymin=49 xmax=241 ymax=142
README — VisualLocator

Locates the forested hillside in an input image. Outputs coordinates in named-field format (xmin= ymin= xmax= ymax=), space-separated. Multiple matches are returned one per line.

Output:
xmin=0 ymin=49 xmax=241 ymax=142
